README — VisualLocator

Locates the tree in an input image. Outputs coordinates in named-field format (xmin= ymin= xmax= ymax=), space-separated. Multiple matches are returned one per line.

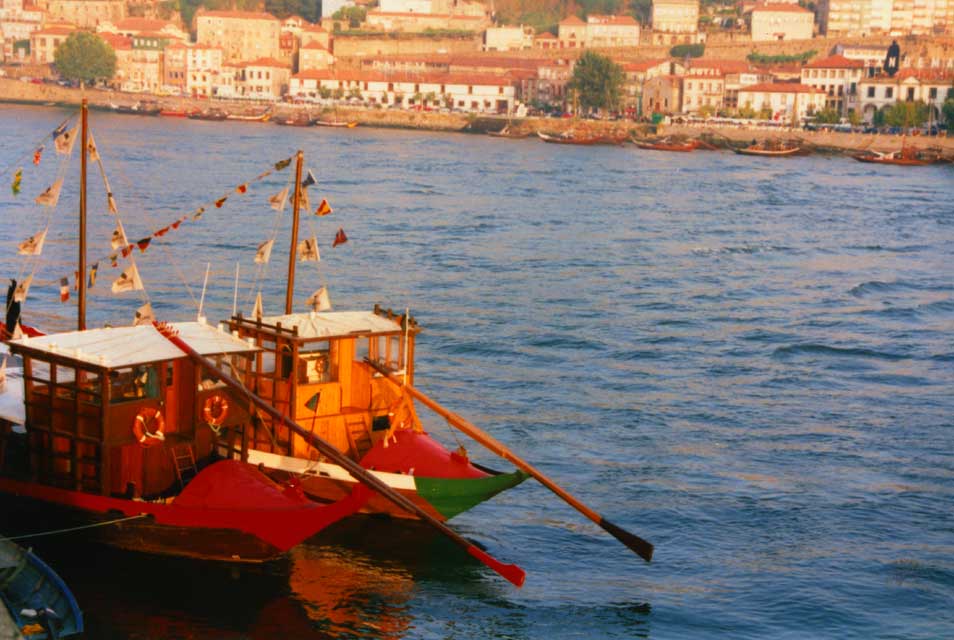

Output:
xmin=628 ymin=0 xmax=652 ymax=23
xmin=812 ymin=106 xmax=841 ymax=124
xmin=883 ymin=100 xmax=928 ymax=128
xmin=943 ymin=98 xmax=954 ymax=132
xmin=348 ymin=87 xmax=363 ymax=101
xmin=567 ymin=50 xmax=624 ymax=114
xmin=671 ymin=43 xmax=705 ymax=58
xmin=332 ymin=5 xmax=366 ymax=28
xmin=54 ymin=32 xmax=116 ymax=87
xmin=847 ymin=109 xmax=861 ymax=127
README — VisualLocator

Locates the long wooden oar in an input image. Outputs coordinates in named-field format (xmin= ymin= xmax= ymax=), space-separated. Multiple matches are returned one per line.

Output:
xmin=367 ymin=359 xmax=654 ymax=562
xmin=155 ymin=322 xmax=525 ymax=587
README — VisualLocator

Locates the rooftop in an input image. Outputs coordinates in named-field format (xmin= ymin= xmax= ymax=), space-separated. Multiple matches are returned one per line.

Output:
xmin=804 ymin=54 xmax=864 ymax=69
xmin=257 ymin=312 xmax=402 ymax=340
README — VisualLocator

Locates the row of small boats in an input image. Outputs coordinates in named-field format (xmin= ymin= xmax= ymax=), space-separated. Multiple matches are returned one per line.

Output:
xmin=107 ymin=102 xmax=359 ymax=128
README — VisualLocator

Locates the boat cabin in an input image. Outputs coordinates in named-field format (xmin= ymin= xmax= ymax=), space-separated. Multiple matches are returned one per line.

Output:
xmin=227 ymin=305 xmax=420 ymax=461
xmin=0 ymin=322 xmax=258 ymax=498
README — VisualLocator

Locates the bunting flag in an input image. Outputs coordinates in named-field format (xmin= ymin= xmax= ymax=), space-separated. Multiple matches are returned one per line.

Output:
xmin=236 ymin=183 xmax=248 ymax=194
xmin=255 ymin=169 xmax=272 ymax=181
xmin=192 ymin=207 xmax=205 ymax=221
xmin=59 ymin=277 xmax=69 ymax=303
xmin=300 ymin=188 xmax=310 ymax=215
xmin=254 ymin=239 xmax=274 ymax=264
xmin=88 ymin=262 xmax=98 ymax=289
xmin=171 ymin=218 xmax=183 ymax=230
xmin=110 ymin=225 xmax=127 ymax=250
xmin=17 ymin=228 xmax=48 ymax=256
xmin=33 ymin=146 xmax=43 ymax=166
xmin=13 ymin=276 xmax=32 ymax=303
xmin=301 ymin=170 xmax=317 ymax=188
xmin=332 ymin=228 xmax=348 ymax=248
xmin=306 ymin=286 xmax=331 ymax=311
xmin=215 ymin=196 xmax=227 ymax=208
xmin=133 ymin=302 xmax=155 ymax=326
xmin=305 ymin=391 xmax=321 ymax=412
xmin=275 ymin=157 xmax=292 ymax=171
xmin=107 ymin=192 xmax=118 ymax=215
xmin=11 ymin=169 xmax=22 ymax=196
xmin=121 ymin=244 xmax=133 ymax=258
xmin=87 ymin=134 xmax=99 ymax=162
xmin=54 ymin=127 xmax=78 ymax=155
xmin=297 ymin=236 xmax=320 ymax=262
xmin=154 ymin=226 xmax=170 ymax=237
xmin=268 ymin=187 xmax=288 ymax=212
xmin=252 ymin=292 xmax=263 ymax=320
xmin=136 ymin=237 xmax=151 ymax=253
xmin=35 ymin=179 xmax=63 ymax=207
xmin=52 ymin=122 xmax=67 ymax=137
xmin=109 ymin=254 xmax=119 ymax=267
xmin=315 ymin=198 xmax=332 ymax=216
xmin=111 ymin=263 xmax=144 ymax=293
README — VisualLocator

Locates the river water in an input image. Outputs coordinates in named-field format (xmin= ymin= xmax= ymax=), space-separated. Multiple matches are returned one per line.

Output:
xmin=1 ymin=104 xmax=953 ymax=639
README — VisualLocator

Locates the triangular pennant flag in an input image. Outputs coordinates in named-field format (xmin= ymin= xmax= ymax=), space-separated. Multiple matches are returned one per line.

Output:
xmin=54 ymin=127 xmax=77 ymax=155
xmin=52 ymin=122 xmax=67 ymax=137
xmin=300 ymin=188 xmax=310 ymax=215
xmin=111 ymin=263 xmax=144 ymax=293
xmin=192 ymin=207 xmax=205 ymax=221
xmin=59 ymin=277 xmax=69 ymax=302
xmin=33 ymin=146 xmax=43 ymax=166
xmin=35 ymin=178 xmax=63 ymax=207
xmin=109 ymin=254 xmax=119 ymax=267
xmin=107 ymin=192 xmax=118 ymax=214
xmin=297 ymin=236 xmax=320 ymax=262
xmin=315 ymin=198 xmax=332 ymax=216
xmin=269 ymin=187 xmax=288 ymax=212
xmin=252 ymin=292 xmax=263 ymax=320
xmin=306 ymin=287 xmax=331 ymax=311
xmin=87 ymin=133 xmax=99 ymax=162
xmin=88 ymin=262 xmax=98 ymax=289
xmin=215 ymin=196 xmax=228 ymax=208
xmin=17 ymin=228 xmax=48 ymax=256
xmin=255 ymin=169 xmax=272 ymax=181
xmin=110 ymin=225 xmax=127 ymax=250
xmin=236 ymin=183 xmax=248 ymax=194
xmin=305 ymin=391 xmax=321 ymax=412
xmin=136 ymin=237 xmax=151 ymax=253
xmin=133 ymin=302 xmax=155 ymax=326
xmin=11 ymin=168 xmax=22 ymax=196
xmin=275 ymin=157 xmax=292 ymax=171
xmin=301 ymin=170 xmax=317 ymax=189
xmin=121 ymin=244 xmax=133 ymax=258
xmin=332 ymin=228 xmax=348 ymax=248
xmin=154 ymin=226 xmax=170 ymax=237
xmin=172 ymin=218 xmax=183 ymax=230
xmin=254 ymin=239 xmax=274 ymax=264
xmin=13 ymin=276 xmax=32 ymax=303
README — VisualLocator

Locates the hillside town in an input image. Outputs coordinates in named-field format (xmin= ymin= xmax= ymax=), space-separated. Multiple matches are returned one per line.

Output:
xmin=2 ymin=0 xmax=954 ymax=126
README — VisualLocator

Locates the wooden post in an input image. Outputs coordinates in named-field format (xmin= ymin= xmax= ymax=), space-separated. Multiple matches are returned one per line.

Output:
xmin=285 ymin=150 xmax=304 ymax=314
xmin=79 ymin=99 xmax=88 ymax=331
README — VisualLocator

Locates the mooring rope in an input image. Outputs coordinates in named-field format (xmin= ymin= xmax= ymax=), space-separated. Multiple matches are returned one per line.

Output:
xmin=2 ymin=514 xmax=149 ymax=541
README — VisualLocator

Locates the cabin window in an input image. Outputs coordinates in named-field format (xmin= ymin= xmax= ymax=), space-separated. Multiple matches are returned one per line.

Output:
xmin=109 ymin=365 xmax=160 ymax=403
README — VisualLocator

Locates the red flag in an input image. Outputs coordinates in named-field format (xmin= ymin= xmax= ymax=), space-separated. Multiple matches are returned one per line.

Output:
xmin=315 ymin=199 xmax=332 ymax=216
xmin=332 ymin=228 xmax=348 ymax=248
xmin=136 ymin=237 xmax=151 ymax=252
xmin=154 ymin=226 xmax=170 ymax=237
xmin=236 ymin=183 xmax=248 ymax=194
xmin=59 ymin=277 xmax=69 ymax=302
xmin=109 ymin=254 xmax=119 ymax=267
xmin=172 ymin=218 xmax=184 ymax=230
xmin=33 ymin=147 xmax=43 ymax=165
xmin=215 ymin=196 xmax=227 ymax=208
xmin=121 ymin=244 xmax=133 ymax=258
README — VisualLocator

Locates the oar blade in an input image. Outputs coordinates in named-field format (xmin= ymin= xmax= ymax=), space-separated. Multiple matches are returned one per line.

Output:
xmin=466 ymin=546 xmax=526 ymax=587
xmin=601 ymin=518 xmax=653 ymax=562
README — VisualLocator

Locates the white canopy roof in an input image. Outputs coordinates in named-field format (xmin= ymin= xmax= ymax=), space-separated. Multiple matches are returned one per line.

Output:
xmin=260 ymin=311 xmax=403 ymax=339
xmin=9 ymin=321 xmax=258 ymax=369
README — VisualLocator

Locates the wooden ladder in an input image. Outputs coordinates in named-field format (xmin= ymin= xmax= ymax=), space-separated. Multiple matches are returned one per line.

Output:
xmin=171 ymin=443 xmax=198 ymax=488
xmin=344 ymin=414 xmax=373 ymax=460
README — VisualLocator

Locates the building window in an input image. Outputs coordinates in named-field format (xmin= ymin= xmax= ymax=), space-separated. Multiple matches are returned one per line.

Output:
xmin=468 ymin=86 xmax=473 ymax=94
xmin=867 ymin=86 xmax=875 ymax=98
xmin=885 ymin=87 xmax=893 ymax=99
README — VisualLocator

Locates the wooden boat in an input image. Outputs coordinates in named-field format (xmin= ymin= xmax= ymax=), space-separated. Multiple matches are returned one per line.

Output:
xmin=159 ymin=108 xmax=192 ymax=118
xmin=734 ymin=141 xmax=803 ymax=157
xmin=0 ymin=538 xmax=83 ymax=638
xmin=273 ymin=114 xmax=314 ymax=127
xmin=487 ymin=125 xmax=529 ymax=139
xmin=634 ymin=137 xmax=698 ymax=152
xmin=187 ymin=108 xmax=229 ymax=121
xmin=109 ymin=101 xmax=160 ymax=116
xmin=227 ymin=110 xmax=271 ymax=123
xmin=536 ymin=131 xmax=602 ymax=145
xmin=852 ymin=145 xmax=949 ymax=166
xmin=313 ymin=119 xmax=358 ymax=128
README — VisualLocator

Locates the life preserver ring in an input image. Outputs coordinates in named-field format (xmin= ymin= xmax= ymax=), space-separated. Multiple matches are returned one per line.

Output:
xmin=203 ymin=394 xmax=229 ymax=427
xmin=133 ymin=407 xmax=165 ymax=447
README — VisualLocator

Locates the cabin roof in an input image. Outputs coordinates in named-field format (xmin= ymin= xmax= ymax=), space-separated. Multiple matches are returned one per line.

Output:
xmin=9 ymin=321 xmax=258 ymax=369
xmin=259 ymin=311 xmax=403 ymax=339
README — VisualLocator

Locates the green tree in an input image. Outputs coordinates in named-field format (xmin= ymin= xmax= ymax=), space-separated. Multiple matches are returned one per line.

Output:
xmin=942 ymin=98 xmax=954 ymax=132
xmin=567 ymin=50 xmax=624 ymax=114
xmin=332 ymin=5 xmax=366 ymax=27
xmin=812 ymin=106 xmax=841 ymax=124
xmin=628 ymin=0 xmax=652 ymax=23
xmin=872 ymin=107 xmax=886 ymax=127
xmin=737 ymin=103 xmax=756 ymax=119
xmin=348 ymin=87 xmax=363 ymax=101
xmin=847 ymin=109 xmax=861 ymax=126
xmin=883 ymin=100 xmax=928 ymax=128
xmin=671 ymin=43 xmax=705 ymax=58
xmin=53 ymin=32 xmax=116 ymax=87
xmin=424 ymin=91 xmax=437 ymax=106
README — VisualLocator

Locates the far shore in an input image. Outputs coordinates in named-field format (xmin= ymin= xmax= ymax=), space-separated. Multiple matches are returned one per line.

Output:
xmin=3 ymin=78 xmax=952 ymax=156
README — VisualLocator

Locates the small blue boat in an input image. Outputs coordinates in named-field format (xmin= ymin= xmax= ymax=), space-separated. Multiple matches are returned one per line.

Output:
xmin=0 ymin=538 xmax=83 ymax=639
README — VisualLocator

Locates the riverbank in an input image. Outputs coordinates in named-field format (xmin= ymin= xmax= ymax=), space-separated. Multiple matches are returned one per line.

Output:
xmin=3 ymin=78 xmax=952 ymax=156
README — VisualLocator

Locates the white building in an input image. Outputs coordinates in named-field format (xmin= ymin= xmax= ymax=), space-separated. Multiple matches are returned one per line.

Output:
xmin=737 ymin=82 xmax=826 ymax=121
xmin=749 ymin=3 xmax=814 ymax=41
xmin=484 ymin=25 xmax=534 ymax=51
xmin=801 ymin=53 xmax=865 ymax=114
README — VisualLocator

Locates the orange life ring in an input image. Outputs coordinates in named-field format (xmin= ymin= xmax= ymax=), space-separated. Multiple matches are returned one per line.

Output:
xmin=133 ymin=407 xmax=165 ymax=447
xmin=203 ymin=394 xmax=229 ymax=427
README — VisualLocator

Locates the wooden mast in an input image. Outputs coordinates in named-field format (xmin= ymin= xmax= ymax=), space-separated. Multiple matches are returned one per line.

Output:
xmin=285 ymin=150 xmax=304 ymax=314
xmin=78 ymin=98 xmax=88 ymax=331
